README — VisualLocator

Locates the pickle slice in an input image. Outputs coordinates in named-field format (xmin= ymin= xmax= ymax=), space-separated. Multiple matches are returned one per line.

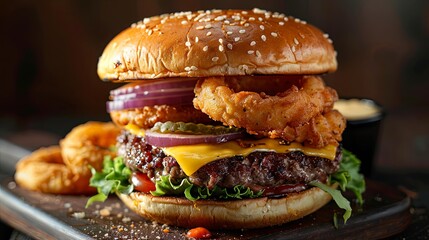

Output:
xmin=151 ymin=121 xmax=242 ymax=135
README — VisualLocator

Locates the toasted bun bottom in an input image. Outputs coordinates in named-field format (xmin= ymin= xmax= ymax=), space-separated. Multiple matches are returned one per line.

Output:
xmin=117 ymin=185 xmax=335 ymax=229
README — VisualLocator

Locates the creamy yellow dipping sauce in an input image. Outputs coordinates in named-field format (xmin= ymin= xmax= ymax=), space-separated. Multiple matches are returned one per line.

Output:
xmin=334 ymin=99 xmax=381 ymax=121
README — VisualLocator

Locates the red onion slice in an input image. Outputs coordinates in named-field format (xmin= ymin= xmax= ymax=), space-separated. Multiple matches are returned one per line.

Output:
xmin=112 ymin=87 xmax=194 ymax=101
xmin=144 ymin=130 xmax=245 ymax=147
xmin=107 ymin=93 xmax=194 ymax=112
xmin=110 ymin=78 xmax=198 ymax=97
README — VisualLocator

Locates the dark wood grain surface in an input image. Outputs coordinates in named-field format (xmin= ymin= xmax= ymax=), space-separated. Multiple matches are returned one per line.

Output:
xmin=0 ymin=177 xmax=411 ymax=240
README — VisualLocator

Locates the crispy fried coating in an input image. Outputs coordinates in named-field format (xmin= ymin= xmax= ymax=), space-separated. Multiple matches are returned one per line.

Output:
xmin=60 ymin=122 xmax=120 ymax=177
xmin=15 ymin=122 xmax=121 ymax=194
xmin=268 ymin=110 xmax=346 ymax=148
xmin=110 ymin=105 xmax=213 ymax=129
xmin=193 ymin=76 xmax=342 ymax=147
xmin=15 ymin=146 xmax=96 ymax=194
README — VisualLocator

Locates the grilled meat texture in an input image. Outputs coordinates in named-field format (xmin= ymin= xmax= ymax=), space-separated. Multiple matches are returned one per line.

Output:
xmin=117 ymin=131 xmax=341 ymax=191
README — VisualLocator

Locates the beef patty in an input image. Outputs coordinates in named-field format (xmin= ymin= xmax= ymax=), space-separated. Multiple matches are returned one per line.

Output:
xmin=117 ymin=131 xmax=341 ymax=191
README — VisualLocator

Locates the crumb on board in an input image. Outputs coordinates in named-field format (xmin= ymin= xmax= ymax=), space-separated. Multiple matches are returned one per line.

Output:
xmin=71 ymin=212 xmax=85 ymax=219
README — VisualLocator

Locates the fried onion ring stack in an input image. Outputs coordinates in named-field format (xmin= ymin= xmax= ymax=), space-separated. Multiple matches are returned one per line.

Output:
xmin=14 ymin=122 xmax=120 ymax=194
xmin=95 ymin=9 xmax=349 ymax=229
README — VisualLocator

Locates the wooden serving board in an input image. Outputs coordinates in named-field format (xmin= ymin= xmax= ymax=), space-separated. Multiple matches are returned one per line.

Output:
xmin=0 ymin=177 xmax=411 ymax=239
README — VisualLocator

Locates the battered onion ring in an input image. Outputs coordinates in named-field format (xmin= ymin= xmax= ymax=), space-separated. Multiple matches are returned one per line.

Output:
xmin=14 ymin=146 xmax=95 ymax=194
xmin=60 ymin=121 xmax=120 ymax=177
xmin=271 ymin=110 xmax=346 ymax=148
xmin=110 ymin=105 xmax=214 ymax=129
xmin=193 ymin=76 xmax=340 ymax=147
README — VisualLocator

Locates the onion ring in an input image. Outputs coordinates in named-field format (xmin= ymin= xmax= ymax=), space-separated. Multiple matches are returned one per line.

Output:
xmin=60 ymin=122 xmax=120 ymax=177
xmin=270 ymin=110 xmax=346 ymax=148
xmin=193 ymin=76 xmax=340 ymax=147
xmin=14 ymin=146 xmax=96 ymax=194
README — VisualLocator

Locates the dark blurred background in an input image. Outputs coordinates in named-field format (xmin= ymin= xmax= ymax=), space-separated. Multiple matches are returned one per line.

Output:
xmin=0 ymin=0 xmax=428 ymax=170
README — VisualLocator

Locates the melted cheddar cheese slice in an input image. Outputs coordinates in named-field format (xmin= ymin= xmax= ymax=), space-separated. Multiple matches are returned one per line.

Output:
xmin=162 ymin=139 xmax=337 ymax=176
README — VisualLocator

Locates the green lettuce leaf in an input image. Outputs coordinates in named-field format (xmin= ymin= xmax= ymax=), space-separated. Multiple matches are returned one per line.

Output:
xmin=310 ymin=148 xmax=366 ymax=223
xmin=151 ymin=175 xmax=262 ymax=200
xmin=332 ymin=149 xmax=366 ymax=204
xmin=86 ymin=156 xmax=133 ymax=207
xmin=310 ymin=180 xmax=352 ymax=222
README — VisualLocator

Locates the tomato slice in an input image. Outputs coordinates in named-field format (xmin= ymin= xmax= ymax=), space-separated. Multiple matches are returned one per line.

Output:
xmin=131 ymin=172 xmax=156 ymax=193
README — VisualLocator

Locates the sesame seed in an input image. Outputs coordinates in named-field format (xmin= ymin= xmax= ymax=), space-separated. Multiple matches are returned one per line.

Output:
xmin=253 ymin=8 xmax=266 ymax=14
xmin=232 ymin=15 xmax=239 ymax=21
xmin=256 ymin=50 xmax=261 ymax=57
xmin=218 ymin=38 xmax=223 ymax=44
xmin=143 ymin=18 xmax=150 ymax=24
xmin=284 ymin=17 xmax=289 ymax=21
xmin=227 ymin=43 xmax=233 ymax=50
xmin=250 ymin=41 xmax=256 ymax=46
xmin=294 ymin=38 xmax=299 ymax=45
xmin=279 ymin=21 xmax=285 ymax=25
xmin=205 ymin=24 xmax=212 ymax=29
xmin=212 ymin=56 xmax=219 ymax=62
xmin=239 ymin=29 xmax=246 ymax=34
xmin=247 ymin=50 xmax=255 ymax=55
xmin=244 ymin=23 xmax=250 ymax=27
xmin=249 ymin=17 xmax=255 ymax=21
xmin=328 ymin=38 xmax=333 ymax=44
xmin=147 ymin=29 xmax=153 ymax=36
xmin=190 ymin=66 xmax=198 ymax=71
xmin=227 ymin=31 xmax=233 ymax=35
xmin=258 ymin=17 xmax=263 ymax=21
xmin=271 ymin=32 xmax=278 ymax=37
xmin=185 ymin=66 xmax=191 ymax=71
xmin=259 ymin=25 xmax=265 ymax=30
xmin=181 ymin=20 xmax=188 ymax=25
xmin=234 ymin=37 xmax=240 ymax=42
xmin=185 ymin=41 xmax=191 ymax=47
xmin=224 ymin=20 xmax=230 ymax=24
xmin=294 ymin=18 xmax=300 ymax=23
xmin=261 ymin=35 xmax=267 ymax=41
xmin=203 ymin=46 xmax=209 ymax=51
xmin=301 ymin=20 xmax=307 ymax=25
xmin=196 ymin=26 xmax=204 ymax=30
xmin=161 ymin=19 xmax=167 ymax=24
xmin=242 ymin=11 xmax=248 ymax=14
xmin=292 ymin=45 xmax=296 ymax=52
xmin=219 ymin=45 xmax=224 ymax=52
xmin=206 ymin=31 xmax=212 ymax=36
xmin=215 ymin=16 xmax=226 ymax=21
xmin=195 ymin=37 xmax=199 ymax=43
xmin=323 ymin=33 xmax=329 ymax=39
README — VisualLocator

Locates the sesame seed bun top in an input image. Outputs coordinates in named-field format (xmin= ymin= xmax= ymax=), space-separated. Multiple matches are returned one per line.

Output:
xmin=97 ymin=8 xmax=337 ymax=82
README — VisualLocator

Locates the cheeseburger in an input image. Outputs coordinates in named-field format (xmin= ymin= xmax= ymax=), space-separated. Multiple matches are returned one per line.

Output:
xmin=89 ymin=8 xmax=365 ymax=229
